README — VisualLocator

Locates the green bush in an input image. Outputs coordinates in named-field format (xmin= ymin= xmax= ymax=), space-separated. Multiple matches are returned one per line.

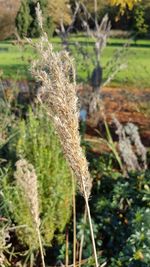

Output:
xmin=77 ymin=154 xmax=150 ymax=266
xmin=1 ymin=107 xmax=73 ymax=250
xmin=133 ymin=4 xmax=148 ymax=39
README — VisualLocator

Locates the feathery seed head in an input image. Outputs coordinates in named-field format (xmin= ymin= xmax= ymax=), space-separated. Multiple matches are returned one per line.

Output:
xmin=113 ymin=117 xmax=147 ymax=171
xmin=35 ymin=3 xmax=43 ymax=31
xmin=31 ymin=36 xmax=92 ymax=197
xmin=124 ymin=123 xmax=147 ymax=169
xmin=14 ymin=159 xmax=40 ymax=227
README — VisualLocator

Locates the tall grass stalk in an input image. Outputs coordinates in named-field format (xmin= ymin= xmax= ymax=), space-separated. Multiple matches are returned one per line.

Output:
xmin=32 ymin=43 xmax=99 ymax=266
xmin=30 ymin=4 xmax=99 ymax=266
xmin=103 ymin=118 xmax=124 ymax=172
xmin=79 ymin=208 xmax=87 ymax=267
xmin=72 ymin=175 xmax=76 ymax=267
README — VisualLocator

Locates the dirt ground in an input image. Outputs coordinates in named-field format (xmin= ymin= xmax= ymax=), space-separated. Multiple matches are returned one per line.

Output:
xmin=77 ymin=85 xmax=150 ymax=153
xmin=1 ymin=80 xmax=150 ymax=152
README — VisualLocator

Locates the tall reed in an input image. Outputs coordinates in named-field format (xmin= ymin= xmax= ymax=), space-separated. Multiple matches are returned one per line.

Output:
xmin=30 ymin=4 xmax=99 ymax=266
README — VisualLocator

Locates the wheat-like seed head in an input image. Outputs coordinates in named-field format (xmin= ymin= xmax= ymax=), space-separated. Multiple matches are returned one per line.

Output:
xmin=35 ymin=3 xmax=43 ymax=31
xmin=14 ymin=159 xmax=40 ymax=228
xmin=31 ymin=36 xmax=92 ymax=198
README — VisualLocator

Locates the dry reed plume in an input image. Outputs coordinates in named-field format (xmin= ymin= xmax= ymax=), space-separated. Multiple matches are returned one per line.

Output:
xmin=29 ymin=4 xmax=99 ymax=266
xmin=14 ymin=159 xmax=45 ymax=267
xmin=15 ymin=159 xmax=40 ymax=227
xmin=31 ymin=37 xmax=92 ymax=198
xmin=124 ymin=123 xmax=147 ymax=170
xmin=113 ymin=118 xmax=147 ymax=172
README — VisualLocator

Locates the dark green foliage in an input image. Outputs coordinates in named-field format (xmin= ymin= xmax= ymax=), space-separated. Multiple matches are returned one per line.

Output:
xmin=16 ymin=0 xmax=32 ymax=37
xmin=133 ymin=4 xmax=148 ymax=39
xmin=15 ymin=0 xmax=150 ymax=38
xmin=28 ymin=0 xmax=55 ymax=38
xmin=16 ymin=0 xmax=54 ymax=38
xmin=77 ymin=154 xmax=150 ymax=266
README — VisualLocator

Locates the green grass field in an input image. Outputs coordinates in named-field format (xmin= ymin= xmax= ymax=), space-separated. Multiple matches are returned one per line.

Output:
xmin=0 ymin=37 xmax=150 ymax=87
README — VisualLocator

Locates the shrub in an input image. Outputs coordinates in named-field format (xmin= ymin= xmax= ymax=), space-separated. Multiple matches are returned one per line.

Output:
xmin=77 ymin=158 xmax=150 ymax=266
xmin=1 ymin=107 xmax=73 ymax=249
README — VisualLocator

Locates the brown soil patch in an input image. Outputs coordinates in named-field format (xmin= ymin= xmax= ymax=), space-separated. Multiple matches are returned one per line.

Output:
xmin=78 ymin=85 xmax=150 ymax=152
xmin=1 ymin=80 xmax=150 ymax=151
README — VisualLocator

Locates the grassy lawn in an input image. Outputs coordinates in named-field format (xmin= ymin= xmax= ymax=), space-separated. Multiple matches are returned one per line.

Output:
xmin=0 ymin=37 xmax=150 ymax=88
xmin=102 ymin=46 xmax=150 ymax=87
xmin=0 ymin=41 xmax=35 ymax=80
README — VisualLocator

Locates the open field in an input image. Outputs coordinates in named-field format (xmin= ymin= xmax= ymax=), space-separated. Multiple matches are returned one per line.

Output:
xmin=0 ymin=37 xmax=150 ymax=87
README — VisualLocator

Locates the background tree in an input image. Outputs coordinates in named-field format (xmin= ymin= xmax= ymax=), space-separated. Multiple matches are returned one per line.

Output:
xmin=28 ymin=0 xmax=54 ymax=37
xmin=141 ymin=0 xmax=150 ymax=34
xmin=133 ymin=3 xmax=148 ymax=39
xmin=47 ymin=0 xmax=72 ymax=26
xmin=79 ymin=0 xmax=108 ymax=14
xmin=16 ymin=0 xmax=55 ymax=38
xmin=16 ymin=0 xmax=32 ymax=37
xmin=110 ymin=0 xmax=142 ymax=12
